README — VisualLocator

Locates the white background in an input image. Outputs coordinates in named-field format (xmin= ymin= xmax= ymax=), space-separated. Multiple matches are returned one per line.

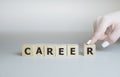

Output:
xmin=0 ymin=0 xmax=120 ymax=77
xmin=0 ymin=0 xmax=120 ymax=32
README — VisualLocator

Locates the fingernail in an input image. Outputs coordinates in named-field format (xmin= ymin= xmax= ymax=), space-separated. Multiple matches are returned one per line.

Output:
xmin=87 ymin=40 xmax=91 ymax=45
xmin=102 ymin=41 xmax=110 ymax=48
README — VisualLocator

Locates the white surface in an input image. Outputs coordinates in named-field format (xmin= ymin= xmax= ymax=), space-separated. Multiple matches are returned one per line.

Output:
xmin=0 ymin=0 xmax=120 ymax=77
xmin=0 ymin=32 xmax=120 ymax=77
xmin=0 ymin=0 xmax=120 ymax=32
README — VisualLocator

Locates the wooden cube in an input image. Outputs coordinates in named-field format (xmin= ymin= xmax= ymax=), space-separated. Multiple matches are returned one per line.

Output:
xmin=83 ymin=44 xmax=96 ymax=56
xmin=33 ymin=45 xmax=44 ymax=56
xmin=44 ymin=45 xmax=56 ymax=56
xmin=67 ymin=44 xmax=79 ymax=56
xmin=22 ymin=44 xmax=33 ymax=56
xmin=56 ymin=45 xmax=67 ymax=56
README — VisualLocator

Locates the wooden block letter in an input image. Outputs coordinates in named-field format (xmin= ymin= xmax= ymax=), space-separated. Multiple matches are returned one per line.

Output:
xmin=67 ymin=44 xmax=79 ymax=56
xmin=83 ymin=44 xmax=96 ymax=56
xmin=56 ymin=45 xmax=67 ymax=56
xmin=44 ymin=45 xmax=56 ymax=56
xmin=22 ymin=44 xmax=33 ymax=56
xmin=33 ymin=45 xmax=44 ymax=56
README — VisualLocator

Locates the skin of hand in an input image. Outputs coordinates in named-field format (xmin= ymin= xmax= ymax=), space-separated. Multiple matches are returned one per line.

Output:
xmin=87 ymin=11 xmax=120 ymax=48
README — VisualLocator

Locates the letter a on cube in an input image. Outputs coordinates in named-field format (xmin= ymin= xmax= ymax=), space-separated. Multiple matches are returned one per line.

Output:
xmin=33 ymin=45 xmax=44 ymax=56
xmin=83 ymin=44 xmax=96 ymax=56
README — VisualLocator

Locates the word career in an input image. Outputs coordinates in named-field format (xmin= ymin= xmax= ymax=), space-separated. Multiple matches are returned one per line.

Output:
xmin=22 ymin=44 xmax=96 ymax=56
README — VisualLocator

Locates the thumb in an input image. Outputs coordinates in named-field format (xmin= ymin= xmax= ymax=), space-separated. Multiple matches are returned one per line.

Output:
xmin=87 ymin=16 xmax=111 ymax=45
xmin=102 ymin=26 xmax=120 ymax=48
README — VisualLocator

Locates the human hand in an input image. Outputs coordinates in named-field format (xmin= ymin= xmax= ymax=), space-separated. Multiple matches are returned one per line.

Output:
xmin=87 ymin=11 xmax=120 ymax=48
